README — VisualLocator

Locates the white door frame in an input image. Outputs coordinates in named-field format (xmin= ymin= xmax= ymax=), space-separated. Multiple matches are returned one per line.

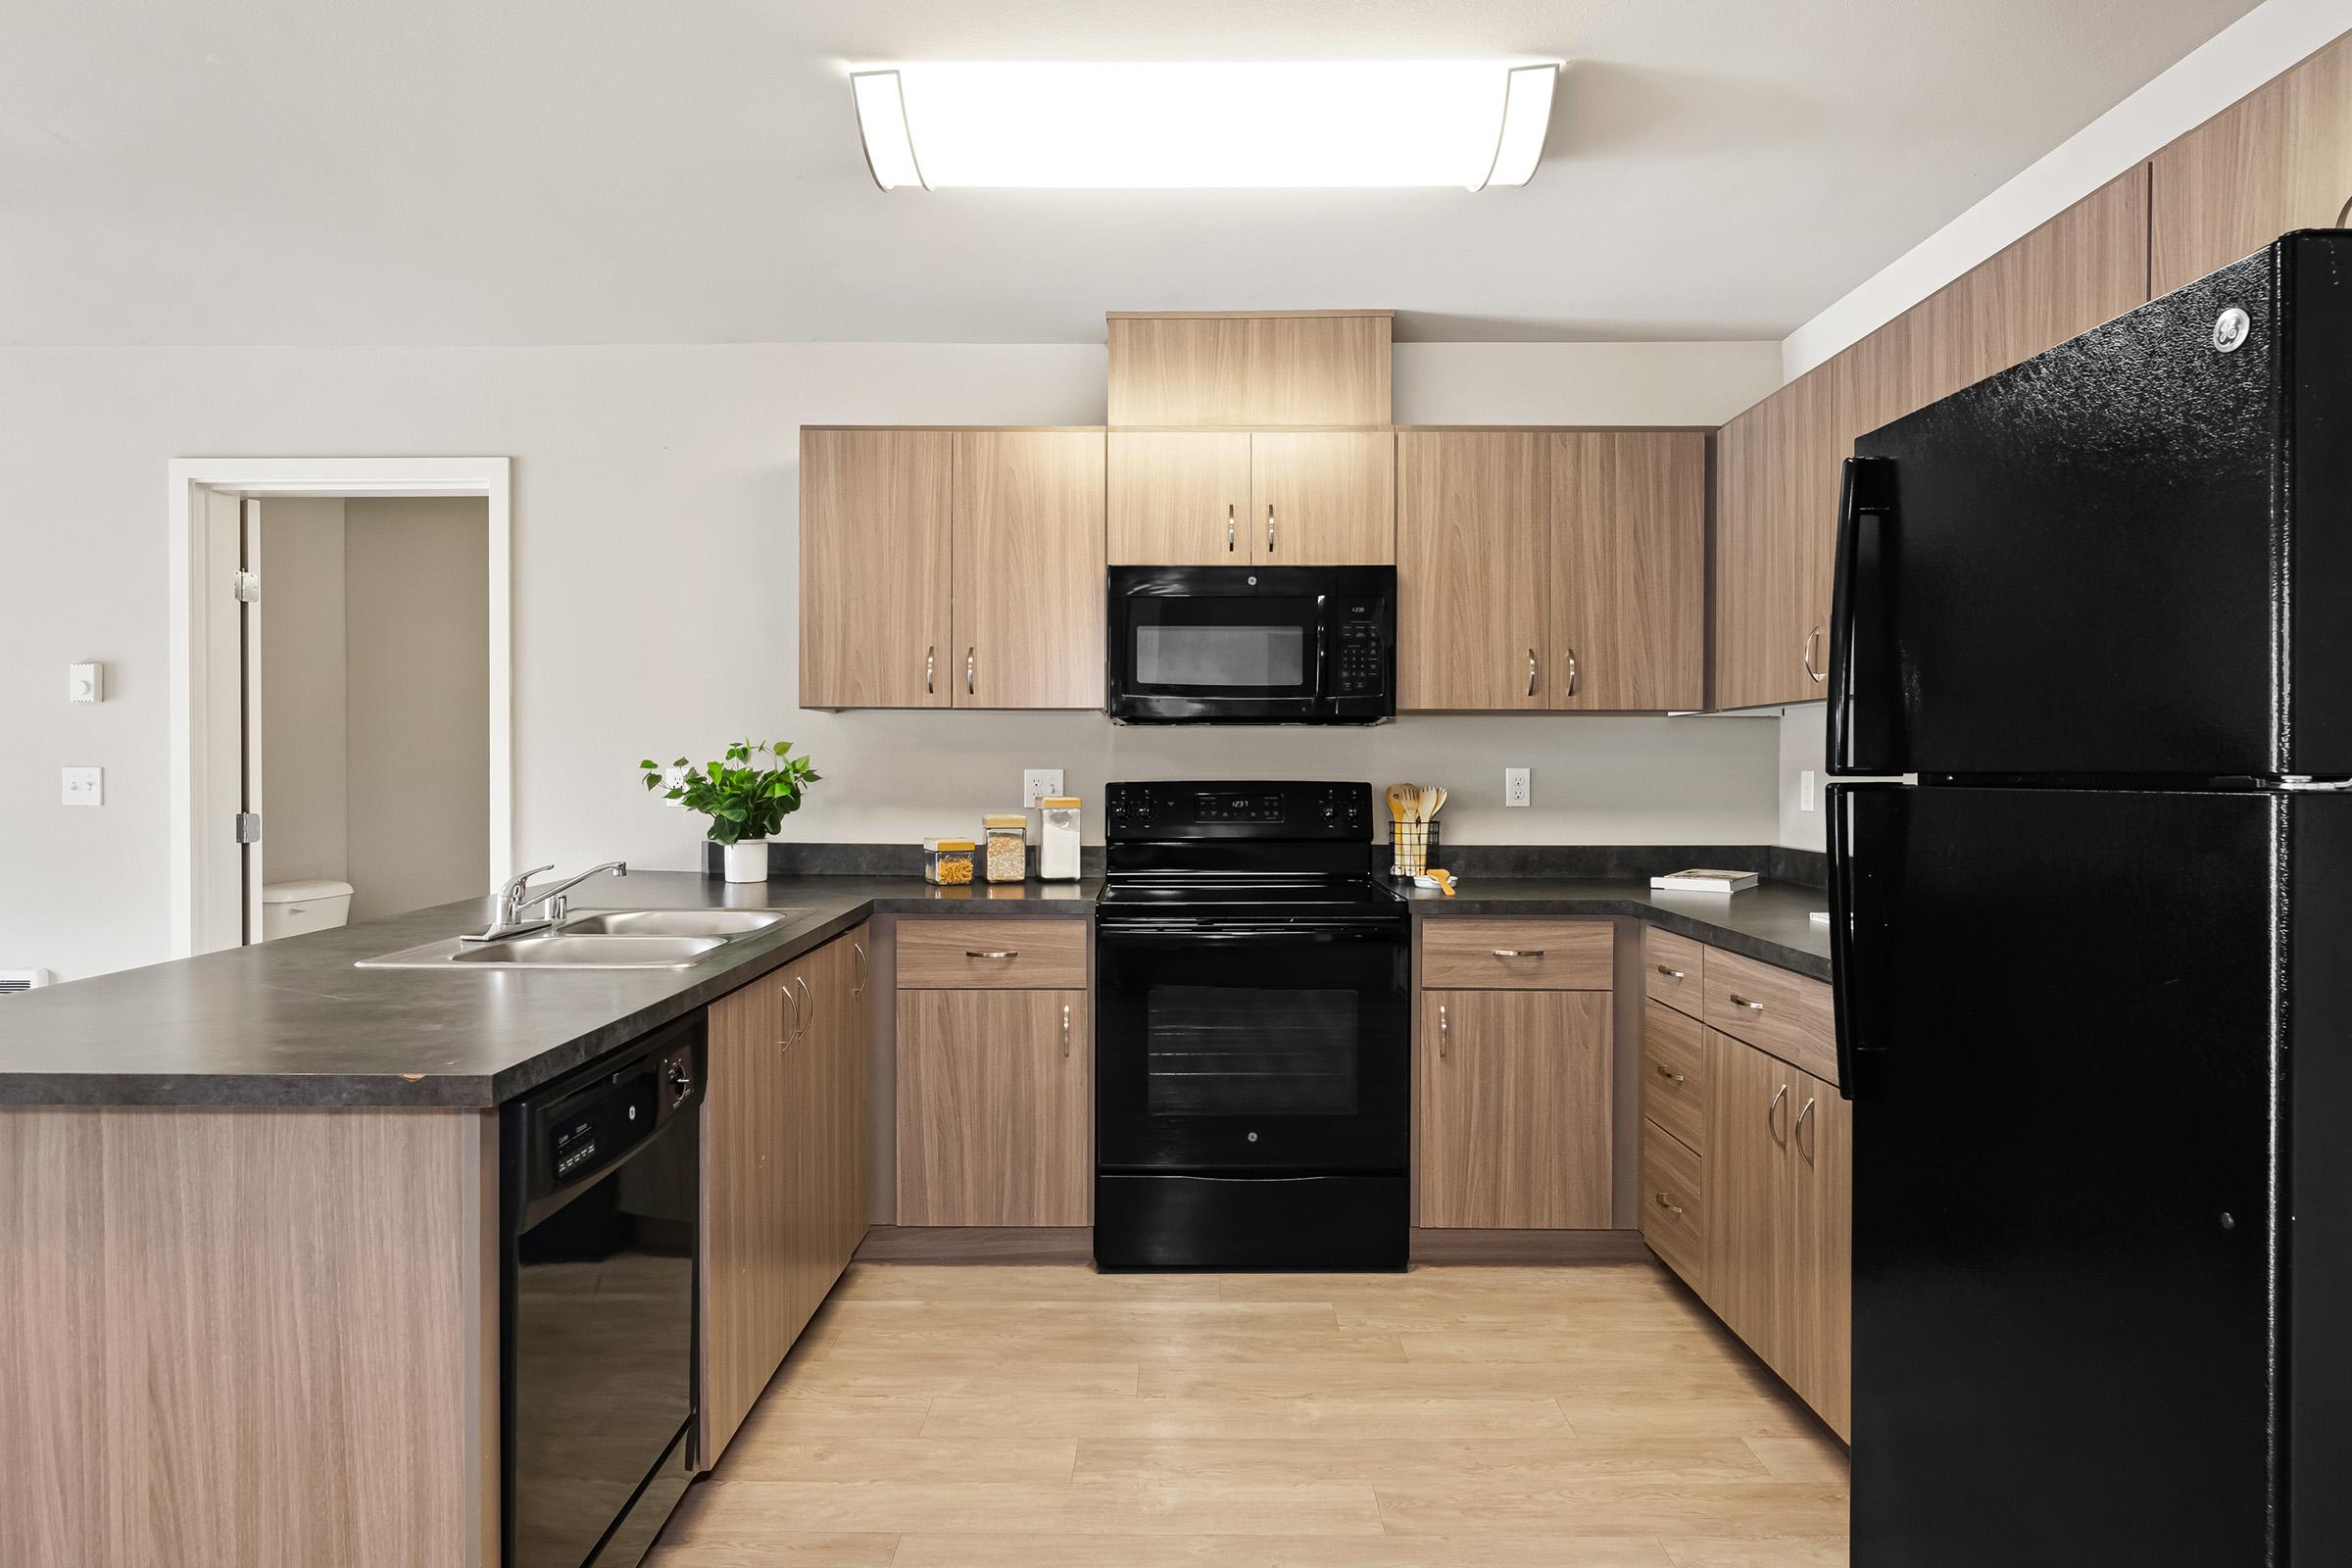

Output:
xmin=168 ymin=457 xmax=513 ymax=956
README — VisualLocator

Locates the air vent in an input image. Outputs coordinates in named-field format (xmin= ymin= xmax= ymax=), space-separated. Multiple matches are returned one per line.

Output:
xmin=0 ymin=969 xmax=55 ymax=995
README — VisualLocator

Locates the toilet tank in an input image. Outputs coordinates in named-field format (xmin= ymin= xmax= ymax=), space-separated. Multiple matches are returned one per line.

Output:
xmin=261 ymin=878 xmax=355 ymax=940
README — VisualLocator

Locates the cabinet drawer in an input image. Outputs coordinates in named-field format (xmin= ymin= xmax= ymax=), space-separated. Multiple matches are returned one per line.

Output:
xmin=1641 ymin=1000 xmax=1708 ymax=1155
xmin=1640 ymin=1118 xmax=1706 ymax=1289
xmin=1703 ymin=946 xmax=1837 ymax=1085
xmin=1642 ymin=927 xmax=1705 ymax=1017
xmin=1418 ymin=920 xmax=1612 ymax=990
xmin=895 ymin=919 xmax=1089 ymax=989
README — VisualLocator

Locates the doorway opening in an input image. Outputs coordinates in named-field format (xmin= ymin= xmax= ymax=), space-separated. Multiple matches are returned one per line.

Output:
xmin=168 ymin=459 xmax=512 ymax=956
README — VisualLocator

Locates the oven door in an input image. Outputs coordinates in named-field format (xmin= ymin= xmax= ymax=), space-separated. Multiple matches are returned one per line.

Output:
xmin=1095 ymin=916 xmax=1409 ymax=1173
xmin=1107 ymin=572 xmax=1326 ymax=722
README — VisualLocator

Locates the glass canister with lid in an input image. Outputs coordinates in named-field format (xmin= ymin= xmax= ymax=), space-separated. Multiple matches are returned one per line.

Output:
xmin=921 ymin=837 xmax=976 ymax=885
xmin=1038 ymin=797 xmax=1081 ymax=880
xmin=983 ymin=813 xmax=1029 ymax=883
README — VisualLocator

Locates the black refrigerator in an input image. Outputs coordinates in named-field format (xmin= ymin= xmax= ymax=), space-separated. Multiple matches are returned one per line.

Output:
xmin=1827 ymin=230 xmax=2352 ymax=1566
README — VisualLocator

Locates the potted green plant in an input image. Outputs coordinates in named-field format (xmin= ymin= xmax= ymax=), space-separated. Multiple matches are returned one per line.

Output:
xmin=640 ymin=740 xmax=821 ymax=883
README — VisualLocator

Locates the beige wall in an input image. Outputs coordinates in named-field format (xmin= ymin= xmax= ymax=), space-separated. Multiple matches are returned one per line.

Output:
xmin=344 ymin=498 xmax=490 ymax=923
xmin=257 ymin=498 xmax=350 ymax=886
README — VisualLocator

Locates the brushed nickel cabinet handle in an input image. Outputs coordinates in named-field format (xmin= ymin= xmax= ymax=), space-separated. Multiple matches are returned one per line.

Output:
xmin=1729 ymin=993 xmax=1765 ymax=1011
xmin=965 ymin=949 xmax=1018 ymax=960
xmin=1804 ymin=625 xmax=1825 ymax=684
xmin=966 ymin=646 xmax=976 ymax=696
xmin=1266 ymin=503 xmax=1276 ymax=553
xmin=852 ymin=940 xmax=867 ymax=998
xmin=796 ymin=975 xmax=813 ymax=1041
xmin=1227 ymin=504 xmax=1236 ymax=553
xmin=1491 ymin=948 xmax=1544 ymax=959
xmin=1767 ymin=1083 xmax=1789 ymax=1143
xmin=1564 ymin=646 xmax=1579 ymax=697
xmin=1438 ymin=1002 xmax=1449 ymax=1057
xmin=1653 ymin=1064 xmax=1687 ymax=1086
xmin=1526 ymin=648 xmax=1538 ymax=697
xmin=1654 ymin=964 xmax=1687 ymax=980
xmin=925 ymin=645 xmax=935 ymax=695
xmin=779 ymin=977 xmax=800 ymax=1050
xmin=1795 ymin=1096 xmax=1817 ymax=1160
xmin=1061 ymin=1002 xmax=1072 ymax=1057
xmin=1653 ymin=1192 xmax=1686 ymax=1216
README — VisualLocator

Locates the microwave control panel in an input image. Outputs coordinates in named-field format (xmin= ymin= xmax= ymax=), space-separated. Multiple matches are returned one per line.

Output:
xmin=1332 ymin=599 xmax=1388 ymax=697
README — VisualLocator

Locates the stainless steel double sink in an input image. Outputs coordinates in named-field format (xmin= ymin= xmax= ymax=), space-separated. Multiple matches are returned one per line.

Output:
xmin=357 ymin=907 xmax=804 ymax=969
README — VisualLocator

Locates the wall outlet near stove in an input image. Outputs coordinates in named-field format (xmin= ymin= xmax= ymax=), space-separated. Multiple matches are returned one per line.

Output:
xmin=1024 ymin=768 xmax=1064 ymax=807
xmin=1504 ymin=766 xmax=1531 ymax=808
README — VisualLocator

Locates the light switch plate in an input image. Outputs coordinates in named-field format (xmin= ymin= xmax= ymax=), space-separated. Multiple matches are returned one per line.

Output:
xmin=1504 ymin=767 xmax=1531 ymax=808
xmin=62 ymin=766 xmax=103 ymax=807
xmin=1024 ymin=768 xmax=1064 ymax=807
xmin=1800 ymin=769 xmax=1818 ymax=811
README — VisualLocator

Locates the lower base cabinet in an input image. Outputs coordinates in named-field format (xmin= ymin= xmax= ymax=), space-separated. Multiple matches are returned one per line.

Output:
xmin=1416 ymin=988 xmax=1614 ymax=1229
xmin=897 ymin=988 xmax=1091 ymax=1227
xmin=701 ymin=925 xmax=869 ymax=1465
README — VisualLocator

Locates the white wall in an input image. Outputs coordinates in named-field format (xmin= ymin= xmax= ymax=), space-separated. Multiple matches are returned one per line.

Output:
xmin=343 ymin=497 xmax=490 ymax=922
xmin=0 ymin=339 xmax=1781 ymax=981
xmin=1771 ymin=0 xmax=2348 ymax=847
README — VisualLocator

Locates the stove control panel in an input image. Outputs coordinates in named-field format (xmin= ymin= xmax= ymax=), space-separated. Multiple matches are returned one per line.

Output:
xmin=1107 ymin=780 xmax=1372 ymax=841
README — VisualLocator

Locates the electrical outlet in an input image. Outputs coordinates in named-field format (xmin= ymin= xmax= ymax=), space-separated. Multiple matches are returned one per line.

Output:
xmin=1504 ymin=766 xmax=1531 ymax=808
xmin=62 ymin=766 xmax=103 ymax=807
xmin=1024 ymin=768 xmax=1064 ymax=807
xmin=1800 ymin=769 xmax=1819 ymax=811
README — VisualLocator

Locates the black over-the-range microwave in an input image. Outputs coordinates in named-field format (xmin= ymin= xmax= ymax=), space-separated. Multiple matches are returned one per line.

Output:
xmin=1104 ymin=565 xmax=1396 ymax=723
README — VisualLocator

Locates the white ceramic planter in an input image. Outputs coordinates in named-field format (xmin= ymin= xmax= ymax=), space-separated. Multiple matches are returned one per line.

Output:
xmin=722 ymin=840 xmax=769 ymax=883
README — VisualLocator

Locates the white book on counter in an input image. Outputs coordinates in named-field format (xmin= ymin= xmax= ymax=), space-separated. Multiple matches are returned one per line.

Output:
xmin=1649 ymin=867 xmax=1759 ymax=894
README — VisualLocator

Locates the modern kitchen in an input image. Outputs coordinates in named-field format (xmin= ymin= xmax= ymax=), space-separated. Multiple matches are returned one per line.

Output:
xmin=3 ymin=4 xmax=2348 ymax=1566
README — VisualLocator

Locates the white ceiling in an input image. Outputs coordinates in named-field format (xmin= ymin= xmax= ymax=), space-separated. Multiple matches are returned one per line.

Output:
xmin=0 ymin=0 xmax=2258 ymax=347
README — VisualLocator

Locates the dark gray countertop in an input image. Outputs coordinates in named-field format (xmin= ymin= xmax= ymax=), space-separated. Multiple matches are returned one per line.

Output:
xmin=0 ymin=873 xmax=1096 ymax=1109
xmin=1396 ymin=876 xmax=1832 ymax=981
xmin=0 ymin=868 xmax=1826 ymax=1109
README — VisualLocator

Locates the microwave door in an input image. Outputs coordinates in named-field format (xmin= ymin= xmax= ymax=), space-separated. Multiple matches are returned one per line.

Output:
xmin=1121 ymin=594 xmax=1322 ymax=715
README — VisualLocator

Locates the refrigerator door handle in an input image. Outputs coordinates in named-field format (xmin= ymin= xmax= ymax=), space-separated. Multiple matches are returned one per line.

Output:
xmin=1827 ymin=455 xmax=1896 ymax=775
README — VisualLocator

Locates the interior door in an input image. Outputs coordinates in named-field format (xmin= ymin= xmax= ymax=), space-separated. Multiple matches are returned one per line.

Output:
xmin=952 ymin=430 xmax=1106 ymax=708
xmin=1548 ymin=431 xmax=1706 ymax=710
xmin=1396 ymin=430 xmax=1550 ymax=710
xmin=238 ymin=498 xmax=265 ymax=943
xmin=800 ymin=429 xmax=954 ymax=709
xmin=1250 ymin=431 xmax=1395 ymax=565
xmin=1835 ymin=782 xmax=2280 ymax=1565
xmin=1108 ymin=432 xmax=1250 ymax=565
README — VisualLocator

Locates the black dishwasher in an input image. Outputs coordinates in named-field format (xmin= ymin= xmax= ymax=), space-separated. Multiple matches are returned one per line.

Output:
xmin=502 ymin=1014 xmax=704 ymax=1568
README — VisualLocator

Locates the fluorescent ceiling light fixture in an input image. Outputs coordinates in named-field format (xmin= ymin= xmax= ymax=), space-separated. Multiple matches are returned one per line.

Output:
xmin=850 ymin=62 xmax=1561 ymax=191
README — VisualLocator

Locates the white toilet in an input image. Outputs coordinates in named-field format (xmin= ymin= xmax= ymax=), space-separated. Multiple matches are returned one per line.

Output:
xmin=261 ymin=878 xmax=355 ymax=940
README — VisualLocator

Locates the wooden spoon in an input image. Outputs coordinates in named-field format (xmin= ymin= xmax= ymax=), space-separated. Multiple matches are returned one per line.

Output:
xmin=1387 ymin=783 xmax=1418 ymax=824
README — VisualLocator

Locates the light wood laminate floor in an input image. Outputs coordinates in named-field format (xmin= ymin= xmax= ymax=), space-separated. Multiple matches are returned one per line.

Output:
xmin=652 ymin=1260 xmax=1848 ymax=1567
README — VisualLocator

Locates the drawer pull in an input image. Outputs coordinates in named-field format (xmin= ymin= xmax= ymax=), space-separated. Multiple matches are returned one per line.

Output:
xmin=1652 ymin=1064 xmax=1687 ymax=1086
xmin=1767 ymin=1083 xmax=1788 ymax=1143
xmin=1654 ymin=964 xmax=1687 ymax=980
xmin=1794 ymin=1096 xmax=1817 ymax=1160
xmin=1062 ymin=1002 xmax=1072 ymax=1057
xmin=1652 ymin=1192 xmax=1685 ymax=1217
xmin=1491 ymin=948 xmax=1545 ymax=959
xmin=1438 ymin=1002 xmax=1448 ymax=1057
xmin=1728 ymin=992 xmax=1765 ymax=1011
xmin=965 ymin=949 xmax=1019 ymax=960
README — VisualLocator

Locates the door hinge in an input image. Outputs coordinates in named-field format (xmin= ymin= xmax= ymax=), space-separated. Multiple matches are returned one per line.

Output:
xmin=234 ymin=811 xmax=262 ymax=844
xmin=233 ymin=569 xmax=261 ymax=604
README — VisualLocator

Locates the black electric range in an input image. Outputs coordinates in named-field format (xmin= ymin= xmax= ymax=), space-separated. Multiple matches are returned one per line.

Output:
xmin=1094 ymin=780 xmax=1409 ymax=1270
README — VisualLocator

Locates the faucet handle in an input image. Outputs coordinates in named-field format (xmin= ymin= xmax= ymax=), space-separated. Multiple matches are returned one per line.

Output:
xmin=498 ymin=864 xmax=555 ymax=906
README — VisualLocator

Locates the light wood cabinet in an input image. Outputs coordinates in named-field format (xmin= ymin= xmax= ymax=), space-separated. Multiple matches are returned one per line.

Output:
xmin=700 ymin=932 xmax=867 ymax=1466
xmin=952 ymin=430 xmax=1107 ymax=709
xmin=1788 ymin=1067 xmax=1852 ymax=1439
xmin=800 ymin=429 xmax=955 ymax=709
xmin=2151 ymin=32 xmax=2352 ymax=295
xmin=1549 ymin=431 xmax=1707 ymax=710
xmin=895 ymin=917 xmax=1090 ymax=989
xmin=1415 ymin=988 xmax=1614 ymax=1229
xmin=1642 ymin=926 xmax=1706 ymax=1016
xmin=1397 ymin=430 xmax=1551 ymax=710
xmin=1251 ymin=431 xmax=1396 ymax=564
xmin=1418 ymin=917 xmax=1614 ymax=990
xmin=1703 ymin=1029 xmax=1797 ymax=1370
xmin=1640 ymin=998 xmax=1708 ymax=1156
xmin=1640 ymin=1113 xmax=1707 ymax=1289
xmin=897 ymin=987 xmax=1091 ymax=1226
xmin=1106 ymin=311 xmax=1392 ymax=427
xmin=1108 ymin=431 xmax=1251 ymax=564
xmin=1702 ymin=946 xmax=1838 ymax=1087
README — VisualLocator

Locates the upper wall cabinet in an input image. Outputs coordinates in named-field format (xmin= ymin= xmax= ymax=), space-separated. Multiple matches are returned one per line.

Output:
xmin=1399 ymin=429 xmax=1705 ymax=712
xmin=2152 ymin=31 xmax=2352 ymax=296
xmin=1712 ymin=168 xmax=2150 ymax=711
xmin=1108 ymin=430 xmax=1395 ymax=565
xmin=800 ymin=427 xmax=1105 ymax=710
xmin=801 ymin=428 xmax=956 ymax=709
xmin=1106 ymin=311 xmax=1393 ymax=427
